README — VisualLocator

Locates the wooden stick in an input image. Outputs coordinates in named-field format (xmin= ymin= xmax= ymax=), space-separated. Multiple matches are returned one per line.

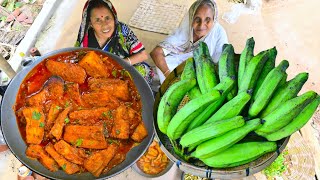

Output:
xmin=0 ymin=54 xmax=16 ymax=79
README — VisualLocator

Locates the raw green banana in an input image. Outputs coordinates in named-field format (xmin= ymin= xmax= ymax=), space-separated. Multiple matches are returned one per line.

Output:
xmin=194 ymin=42 xmax=219 ymax=94
xmin=254 ymin=47 xmax=277 ymax=95
xmin=249 ymin=60 xmax=289 ymax=117
xmin=266 ymin=96 xmax=320 ymax=141
xmin=227 ymin=88 xmax=237 ymax=101
xmin=214 ymin=155 xmax=259 ymax=168
xmin=180 ymin=116 xmax=245 ymax=148
xmin=157 ymin=78 xmax=196 ymax=134
xmin=166 ymin=89 xmax=221 ymax=140
xmin=187 ymin=77 xmax=235 ymax=131
xmin=260 ymin=72 xmax=309 ymax=118
xmin=278 ymin=72 xmax=288 ymax=87
xmin=238 ymin=37 xmax=255 ymax=88
xmin=238 ymin=50 xmax=269 ymax=94
xmin=222 ymin=43 xmax=229 ymax=51
xmin=255 ymin=91 xmax=317 ymax=135
xmin=212 ymin=76 xmax=235 ymax=92
xmin=219 ymin=44 xmax=235 ymax=80
xmin=181 ymin=58 xmax=196 ymax=80
xmin=193 ymin=118 xmax=262 ymax=159
xmin=200 ymin=141 xmax=277 ymax=168
xmin=187 ymin=86 xmax=202 ymax=100
xmin=181 ymin=58 xmax=202 ymax=100
xmin=218 ymin=44 xmax=237 ymax=100
xmin=205 ymin=91 xmax=251 ymax=124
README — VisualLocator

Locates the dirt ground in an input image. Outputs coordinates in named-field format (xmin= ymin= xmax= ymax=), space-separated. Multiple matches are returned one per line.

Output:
xmin=0 ymin=1 xmax=43 ymax=60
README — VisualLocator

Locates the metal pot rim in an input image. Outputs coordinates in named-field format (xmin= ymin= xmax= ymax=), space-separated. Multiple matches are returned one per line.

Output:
xmin=1 ymin=47 xmax=155 ymax=180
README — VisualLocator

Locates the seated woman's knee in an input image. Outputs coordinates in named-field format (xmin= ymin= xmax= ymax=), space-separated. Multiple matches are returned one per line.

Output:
xmin=150 ymin=47 xmax=163 ymax=58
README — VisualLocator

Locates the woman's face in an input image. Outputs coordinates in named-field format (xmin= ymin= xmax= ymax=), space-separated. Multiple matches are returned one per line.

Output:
xmin=192 ymin=4 xmax=214 ymax=42
xmin=90 ymin=6 xmax=115 ymax=39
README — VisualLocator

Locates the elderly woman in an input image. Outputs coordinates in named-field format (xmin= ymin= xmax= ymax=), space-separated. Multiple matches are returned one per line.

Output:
xmin=76 ymin=0 xmax=154 ymax=84
xmin=150 ymin=0 xmax=228 ymax=83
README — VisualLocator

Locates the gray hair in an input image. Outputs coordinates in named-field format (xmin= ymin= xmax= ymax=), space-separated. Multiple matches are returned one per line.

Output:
xmin=198 ymin=0 xmax=216 ymax=19
xmin=190 ymin=0 xmax=218 ymax=24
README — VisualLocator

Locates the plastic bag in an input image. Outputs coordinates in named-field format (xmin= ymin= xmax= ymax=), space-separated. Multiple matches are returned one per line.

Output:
xmin=222 ymin=0 xmax=262 ymax=24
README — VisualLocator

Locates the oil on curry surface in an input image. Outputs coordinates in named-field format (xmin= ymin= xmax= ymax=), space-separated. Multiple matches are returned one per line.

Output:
xmin=14 ymin=50 xmax=148 ymax=177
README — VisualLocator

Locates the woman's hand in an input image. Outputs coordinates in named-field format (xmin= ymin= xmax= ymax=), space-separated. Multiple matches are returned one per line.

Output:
xmin=126 ymin=50 xmax=148 ymax=65
xmin=150 ymin=46 xmax=170 ymax=76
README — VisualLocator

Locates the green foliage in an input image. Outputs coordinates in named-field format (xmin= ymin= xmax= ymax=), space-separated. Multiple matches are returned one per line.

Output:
xmin=74 ymin=41 xmax=80 ymax=47
xmin=64 ymin=118 xmax=70 ymax=124
xmin=0 ymin=16 xmax=7 ymax=21
xmin=112 ymin=70 xmax=117 ymax=77
xmin=75 ymin=138 xmax=83 ymax=147
xmin=39 ymin=122 xmax=45 ymax=128
xmin=1 ymin=0 xmax=9 ymax=7
xmin=14 ymin=2 xmax=23 ymax=9
xmin=61 ymin=164 xmax=66 ymax=170
xmin=32 ymin=111 xmax=41 ymax=120
xmin=263 ymin=150 xmax=288 ymax=178
xmin=55 ymin=106 xmax=61 ymax=111
xmin=6 ymin=1 xmax=15 ymax=12
xmin=65 ymin=101 xmax=70 ymax=108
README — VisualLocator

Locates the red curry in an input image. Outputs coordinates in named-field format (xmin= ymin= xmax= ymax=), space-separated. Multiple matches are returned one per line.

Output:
xmin=14 ymin=50 xmax=148 ymax=177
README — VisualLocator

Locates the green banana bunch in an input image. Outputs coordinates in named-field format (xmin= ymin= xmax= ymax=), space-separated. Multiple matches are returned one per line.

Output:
xmin=200 ymin=141 xmax=277 ymax=168
xmin=194 ymin=42 xmax=219 ymax=94
xmin=192 ymin=118 xmax=262 ymax=159
xmin=166 ymin=89 xmax=221 ymax=140
xmin=180 ymin=116 xmax=245 ymax=148
xmin=218 ymin=44 xmax=237 ymax=100
xmin=186 ymin=77 xmax=235 ymax=131
xmin=265 ymin=96 xmax=320 ymax=141
xmin=238 ymin=50 xmax=269 ymax=94
xmin=249 ymin=60 xmax=289 ymax=117
xmin=157 ymin=78 xmax=196 ymax=134
xmin=255 ymin=91 xmax=317 ymax=136
xmin=181 ymin=58 xmax=202 ymax=100
xmin=156 ymin=40 xmax=319 ymax=169
xmin=238 ymin=37 xmax=255 ymax=89
xmin=205 ymin=91 xmax=251 ymax=124
xmin=260 ymin=72 xmax=309 ymax=118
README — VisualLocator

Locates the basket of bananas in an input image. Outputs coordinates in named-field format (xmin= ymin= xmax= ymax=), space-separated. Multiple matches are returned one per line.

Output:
xmin=153 ymin=37 xmax=320 ymax=179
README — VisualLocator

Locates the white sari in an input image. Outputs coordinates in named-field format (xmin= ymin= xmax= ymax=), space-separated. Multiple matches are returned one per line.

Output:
xmin=156 ymin=0 xmax=228 ymax=83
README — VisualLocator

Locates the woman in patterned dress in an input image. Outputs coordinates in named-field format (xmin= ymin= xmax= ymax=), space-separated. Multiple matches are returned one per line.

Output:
xmin=76 ymin=0 xmax=154 ymax=85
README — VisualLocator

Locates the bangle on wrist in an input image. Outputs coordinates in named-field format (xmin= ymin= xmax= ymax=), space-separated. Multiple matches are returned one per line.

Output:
xmin=164 ymin=69 xmax=170 ymax=75
xmin=126 ymin=57 xmax=132 ymax=65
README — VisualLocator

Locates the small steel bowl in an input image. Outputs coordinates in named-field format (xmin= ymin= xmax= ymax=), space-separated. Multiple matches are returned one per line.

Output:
xmin=132 ymin=139 xmax=174 ymax=178
xmin=132 ymin=160 xmax=173 ymax=178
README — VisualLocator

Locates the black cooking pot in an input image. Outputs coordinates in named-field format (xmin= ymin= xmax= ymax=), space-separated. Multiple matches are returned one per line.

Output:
xmin=0 ymin=48 xmax=155 ymax=179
